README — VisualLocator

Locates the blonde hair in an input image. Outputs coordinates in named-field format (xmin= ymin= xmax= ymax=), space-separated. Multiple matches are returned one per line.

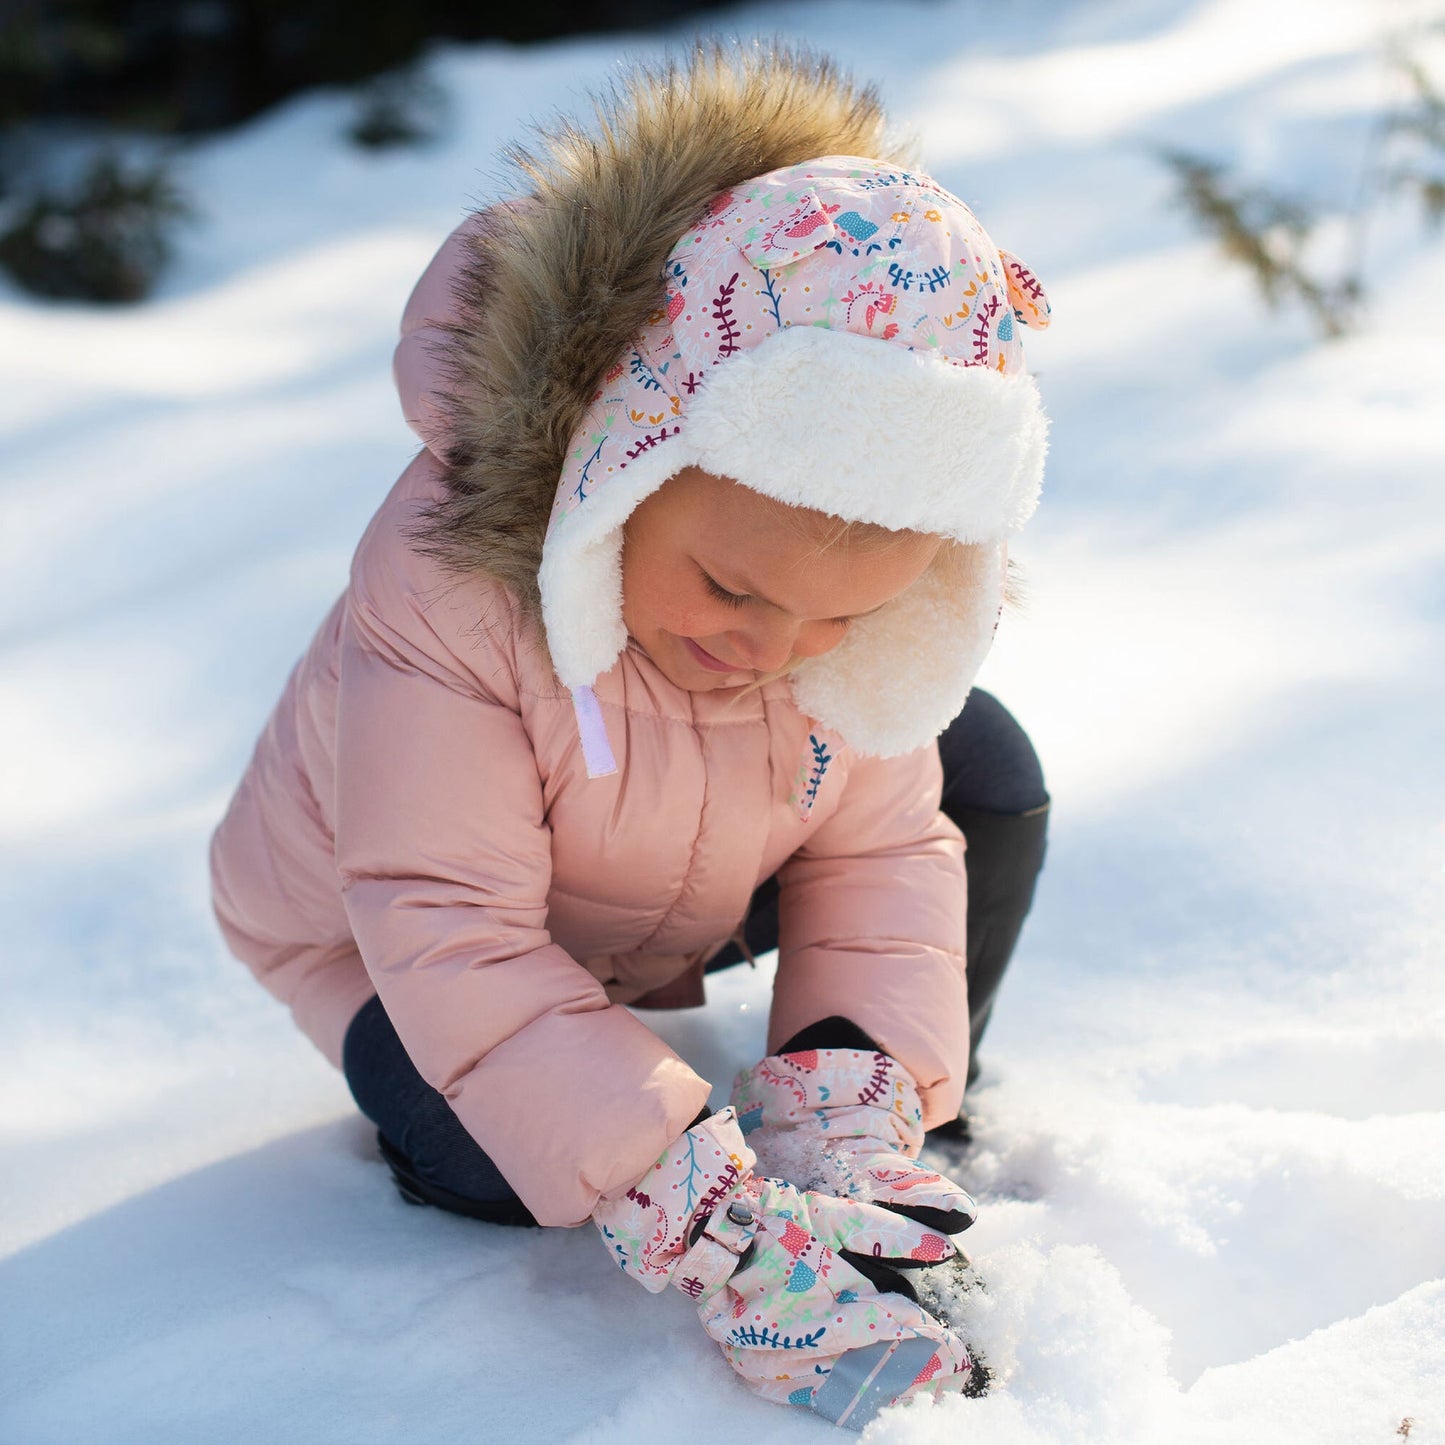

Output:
xmin=778 ymin=505 xmax=927 ymax=557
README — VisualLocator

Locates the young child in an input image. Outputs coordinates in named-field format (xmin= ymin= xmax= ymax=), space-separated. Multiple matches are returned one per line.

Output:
xmin=210 ymin=46 xmax=1051 ymax=1427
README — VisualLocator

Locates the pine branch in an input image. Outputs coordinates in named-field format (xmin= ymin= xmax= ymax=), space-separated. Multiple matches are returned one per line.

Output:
xmin=1159 ymin=148 xmax=1357 ymax=337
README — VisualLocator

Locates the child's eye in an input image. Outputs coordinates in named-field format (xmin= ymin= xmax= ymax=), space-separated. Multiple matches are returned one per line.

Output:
xmin=700 ymin=570 xmax=749 ymax=608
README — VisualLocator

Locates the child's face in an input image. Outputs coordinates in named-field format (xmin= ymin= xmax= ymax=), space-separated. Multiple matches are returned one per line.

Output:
xmin=621 ymin=467 xmax=941 ymax=692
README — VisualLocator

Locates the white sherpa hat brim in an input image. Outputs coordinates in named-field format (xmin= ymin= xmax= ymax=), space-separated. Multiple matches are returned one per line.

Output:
xmin=538 ymin=325 xmax=1046 ymax=756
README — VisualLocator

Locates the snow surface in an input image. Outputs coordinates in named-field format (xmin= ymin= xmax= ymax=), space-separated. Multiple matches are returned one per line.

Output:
xmin=3 ymin=0 xmax=1443 ymax=1440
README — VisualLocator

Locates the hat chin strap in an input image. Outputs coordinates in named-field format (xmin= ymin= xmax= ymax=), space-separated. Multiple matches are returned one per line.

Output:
xmin=570 ymin=684 xmax=618 ymax=778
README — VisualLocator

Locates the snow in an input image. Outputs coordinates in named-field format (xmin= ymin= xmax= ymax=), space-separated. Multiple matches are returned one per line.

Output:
xmin=2 ymin=0 xmax=1443 ymax=1440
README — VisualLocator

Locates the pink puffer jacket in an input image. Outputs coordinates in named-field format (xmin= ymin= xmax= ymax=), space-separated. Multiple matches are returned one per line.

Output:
xmin=210 ymin=221 xmax=973 ymax=1230
xmin=210 ymin=461 xmax=968 ymax=1225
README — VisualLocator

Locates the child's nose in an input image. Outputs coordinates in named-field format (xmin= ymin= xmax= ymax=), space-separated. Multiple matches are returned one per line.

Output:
xmin=731 ymin=616 xmax=797 ymax=673
xmin=734 ymin=618 xmax=837 ymax=672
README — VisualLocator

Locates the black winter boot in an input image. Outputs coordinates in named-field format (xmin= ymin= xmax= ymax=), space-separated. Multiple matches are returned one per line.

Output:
xmin=376 ymin=1132 xmax=538 ymax=1227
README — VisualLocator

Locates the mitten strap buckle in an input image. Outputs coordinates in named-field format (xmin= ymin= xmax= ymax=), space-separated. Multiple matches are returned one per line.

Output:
xmin=671 ymin=1197 xmax=760 ymax=1303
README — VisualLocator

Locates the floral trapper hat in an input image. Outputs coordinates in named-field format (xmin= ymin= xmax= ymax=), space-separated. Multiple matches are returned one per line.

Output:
xmin=537 ymin=156 xmax=1051 ymax=767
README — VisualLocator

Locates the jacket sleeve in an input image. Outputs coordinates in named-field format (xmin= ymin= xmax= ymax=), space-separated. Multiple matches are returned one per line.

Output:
xmin=769 ymin=744 xmax=969 ymax=1130
xmin=334 ymin=509 xmax=710 ymax=1226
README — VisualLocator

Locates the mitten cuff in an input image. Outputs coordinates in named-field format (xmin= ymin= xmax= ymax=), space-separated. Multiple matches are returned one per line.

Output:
xmin=592 ymin=1108 xmax=757 ymax=1293
xmin=732 ymin=1048 xmax=926 ymax=1157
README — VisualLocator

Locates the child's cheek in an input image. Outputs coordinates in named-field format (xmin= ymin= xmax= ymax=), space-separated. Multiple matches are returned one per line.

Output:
xmin=660 ymin=585 xmax=722 ymax=637
xmin=667 ymin=602 xmax=712 ymax=635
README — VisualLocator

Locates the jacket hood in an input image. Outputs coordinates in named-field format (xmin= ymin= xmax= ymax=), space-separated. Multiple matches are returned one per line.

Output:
xmin=404 ymin=44 xmax=901 ymax=629
xmin=402 ymin=44 xmax=1049 ymax=760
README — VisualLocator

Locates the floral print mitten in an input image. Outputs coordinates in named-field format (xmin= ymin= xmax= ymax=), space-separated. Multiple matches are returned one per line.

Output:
xmin=731 ymin=1049 xmax=977 ymax=1234
xmin=591 ymin=1108 xmax=980 ymax=1428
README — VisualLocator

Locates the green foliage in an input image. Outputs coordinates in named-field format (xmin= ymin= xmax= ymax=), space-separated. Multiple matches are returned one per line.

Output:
xmin=1159 ymin=150 xmax=1359 ymax=337
xmin=348 ymin=67 xmax=450 ymax=150
xmin=0 ymin=1 xmax=744 ymax=136
xmin=1159 ymin=28 xmax=1445 ymax=338
xmin=1385 ymin=47 xmax=1445 ymax=228
xmin=0 ymin=153 xmax=192 ymax=303
xmin=0 ymin=2 xmax=128 ymax=127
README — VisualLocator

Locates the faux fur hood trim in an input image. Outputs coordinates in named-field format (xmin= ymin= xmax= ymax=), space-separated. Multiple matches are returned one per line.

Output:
xmin=403 ymin=43 xmax=909 ymax=636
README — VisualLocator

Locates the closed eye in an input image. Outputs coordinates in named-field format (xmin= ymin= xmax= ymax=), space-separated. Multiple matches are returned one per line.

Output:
xmin=699 ymin=563 xmax=877 ymax=625
xmin=700 ymin=569 xmax=749 ymax=608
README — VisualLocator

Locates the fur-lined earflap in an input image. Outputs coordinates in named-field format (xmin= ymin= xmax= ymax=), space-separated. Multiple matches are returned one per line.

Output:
xmin=405 ymin=43 xmax=910 ymax=630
